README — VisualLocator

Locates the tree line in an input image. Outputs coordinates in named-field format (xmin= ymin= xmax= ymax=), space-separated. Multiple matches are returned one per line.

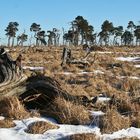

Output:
xmin=2 ymin=16 xmax=140 ymax=47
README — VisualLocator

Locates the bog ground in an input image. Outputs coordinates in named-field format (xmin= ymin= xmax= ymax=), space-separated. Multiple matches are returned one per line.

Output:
xmin=0 ymin=46 xmax=140 ymax=140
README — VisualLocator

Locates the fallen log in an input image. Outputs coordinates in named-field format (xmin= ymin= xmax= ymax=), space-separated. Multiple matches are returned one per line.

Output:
xmin=69 ymin=59 xmax=90 ymax=67
xmin=0 ymin=74 xmax=83 ymax=109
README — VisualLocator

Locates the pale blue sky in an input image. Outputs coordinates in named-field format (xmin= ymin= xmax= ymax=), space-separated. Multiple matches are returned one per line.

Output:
xmin=0 ymin=0 xmax=139 ymax=44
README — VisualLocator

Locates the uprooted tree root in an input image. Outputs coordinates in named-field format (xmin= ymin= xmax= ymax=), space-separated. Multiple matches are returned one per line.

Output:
xmin=18 ymin=75 xmax=88 ymax=109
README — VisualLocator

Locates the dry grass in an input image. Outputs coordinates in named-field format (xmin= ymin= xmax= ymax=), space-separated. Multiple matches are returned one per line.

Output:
xmin=100 ymin=108 xmax=131 ymax=134
xmin=0 ymin=96 xmax=30 ymax=119
xmin=44 ymin=96 xmax=91 ymax=125
xmin=0 ymin=119 xmax=15 ymax=128
xmin=25 ymin=121 xmax=59 ymax=134
xmin=115 ymin=137 xmax=139 ymax=140
xmin=69 ymin=133 xmax=100 ymax=140
xmin=113 ymin=96 xmax=134 ymax=114
xmin=131 ymin=112 xmax=140 ymax=128
xmin=123 ymin=79 xmax=140 ymax=96
xmin=4 ymin=46 xmax=140 ymax=136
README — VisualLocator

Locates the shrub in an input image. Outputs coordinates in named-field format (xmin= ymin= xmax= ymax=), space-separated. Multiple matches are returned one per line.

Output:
xmin=25 ymin=121 xmax=59 ymax=134
xmin=44 ymin=96 xmax=91 ymax=125
xmin=69 ymin=133 xmax=99 ymax=140
xmin=0 ymin=119 xmax=15 ymax=128
xmin=0 ymin=96 xmax=30 ymax=119
xmin=100 ymin=108 xmax=130 ymax=134
xmin=131 ymin=112 xmax=140 ymax=128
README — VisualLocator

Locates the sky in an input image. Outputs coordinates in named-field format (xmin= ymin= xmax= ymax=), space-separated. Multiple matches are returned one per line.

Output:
xmin=0 ymin=0 xmax=140 ymax=45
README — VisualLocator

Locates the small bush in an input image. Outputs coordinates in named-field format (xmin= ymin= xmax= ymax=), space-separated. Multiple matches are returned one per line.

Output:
xmin=25 ymin=121 xmax=59 ymax=134
xmin=117 ymin=99 xmax=133 ymax=114
xmin=0 ymin=96 xmax=30 ymax=119
xmin=131 ymin=112 xmax=140 ymax=128
xmin=0 ymin=119 xmax=15 ymax=128
xmin=69 ymin=133 xmax=99 ymax=140
xmin=100 ymin=108 xmax=130 ymax=134
xmin=45 ymin=96 xmax=91 ymax=125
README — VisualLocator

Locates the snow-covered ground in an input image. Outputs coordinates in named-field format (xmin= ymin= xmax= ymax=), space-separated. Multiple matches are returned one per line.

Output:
xmin=116 ymin=57 xmax=140 ymax=62
xmin=117 ymin=76 xmax=140 ymax=80
xmin=57 ymin=70 xmax=104 ymax=75
xmin=102 ymin=127 xmax=140 ymax=140
xmin=135 ymin=65 xmax=140 ymax=68
xmin=0 ymin=117 xmax=100 ymax=140
xmin=0 ymin=116 xmax=140 ymax=140
xmin=23 ymin=66 xmax=45 ymax=71
xmin=92 ymin=51 xmax=140 ymax=55
xmin=98 ymin=97 xmax=111 ymax=102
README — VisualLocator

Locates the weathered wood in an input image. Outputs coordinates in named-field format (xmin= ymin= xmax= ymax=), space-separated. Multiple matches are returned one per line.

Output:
xmin=61 ymin=47 xmax=71 ymax=66
xmin=0 ymin=48 xmax=17 ymax=85
xmin=69 ymin=59 xmax=90 ymax=67
xmin=61 ymin=47 xmax=91 ymax=67
xmin=0 ymin=48 xmax=24 ymax=94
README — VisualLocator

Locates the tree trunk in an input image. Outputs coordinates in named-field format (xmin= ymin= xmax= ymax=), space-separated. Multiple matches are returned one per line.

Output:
xmin=21 ymin=41 xmax=24 ymax=47
xmin=12 ymin=37 xmax=14 ymax=47
xmin=36 ymin=38 xmax=38 ymax=46
xmin=54 ymin=36 xmax=57 ymax=46
xmin=113 ymin=36 xmax=116 ymax=46
xmin=8 ymin=37 xmax=11 ymax=47
xmin=81 ymin=34 xmax=84 ymax=45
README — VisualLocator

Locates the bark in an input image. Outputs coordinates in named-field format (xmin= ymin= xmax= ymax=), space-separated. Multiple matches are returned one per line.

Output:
xmin=8 ymin=37 xmax=11 ymax=47
xmin=0 ymin=48 xmax=17 ymax=88
xmin=12 ymin=37 xmax=14 ymax=47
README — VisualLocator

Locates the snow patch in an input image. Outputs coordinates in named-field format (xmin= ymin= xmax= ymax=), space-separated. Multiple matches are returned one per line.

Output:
xmin=116 ymin=57 xmax=140 ymax=62
xmin=22 ymin=66 xmax=45 ymax=70
xmin=0 ymin=116 xmax=5 ymax=120
xmin=92 ymin=51 xmax=113 ymax=54
xmin=98 ymin=97 xmax=110 ymax=102
xmin=92 ymin=51 xmax=140 ymax=55
xmin=0 ymin=117 xmax=100 ymax=140
xmin=0 ymin=116 xmax=140 ymax=140
xmin=135 ymin=65 xmax=140 ymax=68
xmin=90 ymin=111 xmax=105 ymax=116
xmin=58 ymin=70 xmax=104 ymax=75
xmin=117 ymin=76 xmax=140 ymax=80
xmin=44 ymin=124 xmax=100 ymax=140
xmin=94 ymin=70 xmax=104 ymax=74
xmin=102 ymin=127 xmax=140 ymax=139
